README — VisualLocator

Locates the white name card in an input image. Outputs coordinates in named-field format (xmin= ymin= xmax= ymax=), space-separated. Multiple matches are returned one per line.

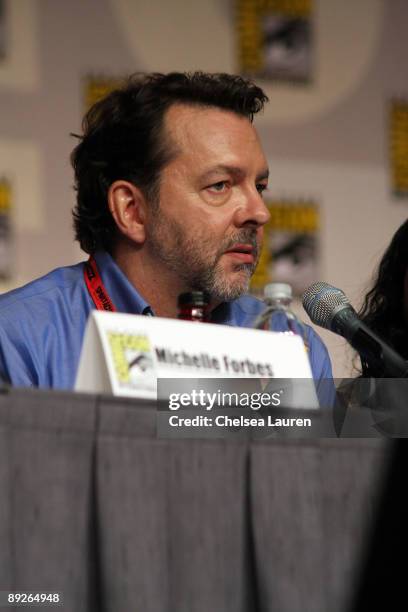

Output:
xmin=74 ymin=311 xmax=318 ymax=407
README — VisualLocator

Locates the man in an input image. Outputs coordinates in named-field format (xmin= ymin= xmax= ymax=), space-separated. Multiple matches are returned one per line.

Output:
xmin=0 ymin=72 xmax=332 ymax=389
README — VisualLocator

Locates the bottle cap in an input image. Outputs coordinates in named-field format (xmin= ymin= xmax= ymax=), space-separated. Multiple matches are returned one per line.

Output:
xmin=264 ymin=283 xmax=292 ymax=300
xmin=177 ymin=291 xmax=210 ymax=307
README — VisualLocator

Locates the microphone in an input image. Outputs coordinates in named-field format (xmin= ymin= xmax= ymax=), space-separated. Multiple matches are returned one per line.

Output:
xmin=302 ymin=282 xmax=408 ymax=378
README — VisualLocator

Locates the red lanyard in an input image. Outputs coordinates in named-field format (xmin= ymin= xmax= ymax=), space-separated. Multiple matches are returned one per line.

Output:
xmin=83 ymin=256 xmax=117 ymax=312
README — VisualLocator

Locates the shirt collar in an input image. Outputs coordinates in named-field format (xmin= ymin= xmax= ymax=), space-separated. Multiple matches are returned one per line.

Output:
xmin=93 ymin=251 xmax=153 ymax=316
xmin=92 ymin=250 xmax=249 ymax=324
xmin=213 ymin=295 xmax=265 ymax=327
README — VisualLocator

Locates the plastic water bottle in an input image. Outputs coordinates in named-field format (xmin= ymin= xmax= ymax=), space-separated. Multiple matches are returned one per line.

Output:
xmin=253 ymin=283 xmax=307 ymax=341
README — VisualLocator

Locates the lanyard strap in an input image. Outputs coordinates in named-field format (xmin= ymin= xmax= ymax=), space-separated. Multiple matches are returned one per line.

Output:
xmin=83 ymin=256 xmax=117 ymax=312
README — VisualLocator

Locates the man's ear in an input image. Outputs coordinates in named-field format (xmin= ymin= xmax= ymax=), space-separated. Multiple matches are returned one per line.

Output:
xmin=108 ymin=180 xmax=147 ymax=244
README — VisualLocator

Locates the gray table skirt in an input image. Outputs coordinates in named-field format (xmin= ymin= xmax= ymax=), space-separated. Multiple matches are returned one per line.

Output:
xmin=0 ymin=388 xmax=390 ymax=612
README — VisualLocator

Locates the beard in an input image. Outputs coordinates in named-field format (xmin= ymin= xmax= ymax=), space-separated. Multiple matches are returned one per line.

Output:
xmin=145 ymin=210 xmax=260 ymax=302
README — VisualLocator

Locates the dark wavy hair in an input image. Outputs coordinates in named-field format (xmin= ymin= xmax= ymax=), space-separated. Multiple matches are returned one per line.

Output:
xmin=358 ymin=219 xmax=408 ymax=375
xmin=71 ymin=71 xmax=268 ymax=254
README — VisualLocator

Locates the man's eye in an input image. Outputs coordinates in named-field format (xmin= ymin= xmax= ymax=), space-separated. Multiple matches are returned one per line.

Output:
xmin=209 ymin=181 xmax=228 ymax=192
xmin=256 ymin=183 xmax=268 ymax=195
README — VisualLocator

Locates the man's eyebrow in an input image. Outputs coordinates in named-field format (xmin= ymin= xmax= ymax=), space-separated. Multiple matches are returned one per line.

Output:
xmin=256 ymin=169 xmax=269 ymax=182
xmin=200 ymin=165 xmax=269 ymax=182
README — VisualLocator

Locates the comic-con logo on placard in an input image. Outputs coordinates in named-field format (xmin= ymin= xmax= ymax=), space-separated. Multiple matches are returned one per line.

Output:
xmin=107 ymin=331 xmax=155 ymax=390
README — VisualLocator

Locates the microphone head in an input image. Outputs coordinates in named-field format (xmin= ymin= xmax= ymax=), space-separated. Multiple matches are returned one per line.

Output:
xmin=302 ymin=282 xmax=350 ymax=329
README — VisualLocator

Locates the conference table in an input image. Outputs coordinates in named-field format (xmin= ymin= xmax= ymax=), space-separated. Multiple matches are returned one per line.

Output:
xmin=0 ymin=385 xmax=391 ymax=611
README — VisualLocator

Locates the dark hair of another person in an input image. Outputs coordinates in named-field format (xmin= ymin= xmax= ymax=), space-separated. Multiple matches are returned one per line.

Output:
xmin=358 ymin=219 xmax=408 ymax=375
xmin=71 ymin=72 xmax=268 ymax=254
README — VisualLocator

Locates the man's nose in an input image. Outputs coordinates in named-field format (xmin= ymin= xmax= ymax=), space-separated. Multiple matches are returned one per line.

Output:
xmin=233 ymin=188 xmax=271 ymax=228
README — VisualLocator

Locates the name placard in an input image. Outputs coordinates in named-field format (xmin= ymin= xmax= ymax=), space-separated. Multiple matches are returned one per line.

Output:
xmin=75 ymin=311 xmax=318 ymax=408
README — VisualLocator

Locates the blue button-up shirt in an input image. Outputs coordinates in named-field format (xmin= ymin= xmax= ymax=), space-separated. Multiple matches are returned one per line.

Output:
xmin=0 ymin=251 xmax=333 ymax=391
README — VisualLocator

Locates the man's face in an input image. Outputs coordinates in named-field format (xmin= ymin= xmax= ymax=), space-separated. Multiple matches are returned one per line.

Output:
xmin=144 ymin=103 xmax=270 ymax=302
